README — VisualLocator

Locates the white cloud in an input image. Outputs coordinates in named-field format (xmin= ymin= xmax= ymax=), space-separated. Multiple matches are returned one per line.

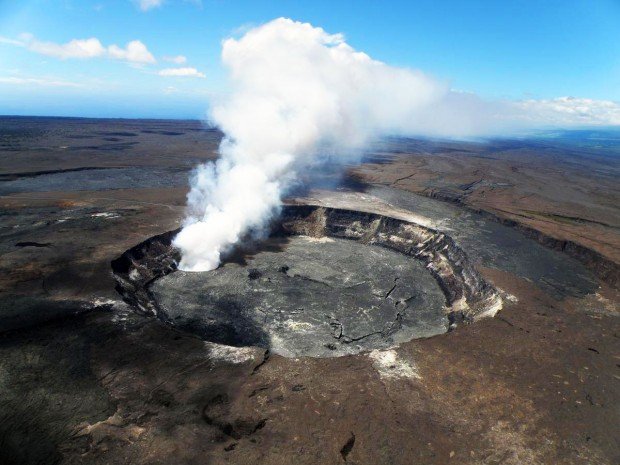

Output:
xmin=134 ymin=0 xmax=164 ymax=11
xmin=163 ymin=55 xmax=187 ymax=64
xmin=132 ymin=0 xmax=202 ymax=11
xmin=0 ymin=36 xmax=26 ymax=46
xmin=0 ymin=76 xmax=82 ymax=88
xmin=108 ymin=40 xmax=156 ymax=64
xmin=514 ymin=97 xmax=620 ymax=127
xmin=1 ymin=34 xmax=156 ymax=64
xmin=158 ymin=67 xmax=205 ymax=78
xmin=27 ymin=37 xmax=106 ymax=59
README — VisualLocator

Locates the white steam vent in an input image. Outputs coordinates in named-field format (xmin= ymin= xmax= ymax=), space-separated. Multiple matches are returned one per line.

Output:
xmin=174 ymin=18 xmax=455 ymax=271
xmin=173 ymin=18 xmax=501 ymax=271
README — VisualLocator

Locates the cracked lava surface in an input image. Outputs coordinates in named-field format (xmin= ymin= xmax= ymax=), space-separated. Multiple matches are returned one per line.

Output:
xmin=153 ymin=235 xmax=447 ymax=357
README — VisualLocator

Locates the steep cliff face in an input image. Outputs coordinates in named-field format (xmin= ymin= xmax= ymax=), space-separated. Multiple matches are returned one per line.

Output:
xmin=111 ymin=228 xmax=180 ymax=319
xmin=111 ymin=205 xmax=501 ymax=352
xmin=422 ymin=187 xmax=620 ymax=288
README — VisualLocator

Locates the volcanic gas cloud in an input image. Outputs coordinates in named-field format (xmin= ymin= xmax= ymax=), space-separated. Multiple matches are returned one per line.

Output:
xmin=173 ymin=18 xmax=501 ymax=271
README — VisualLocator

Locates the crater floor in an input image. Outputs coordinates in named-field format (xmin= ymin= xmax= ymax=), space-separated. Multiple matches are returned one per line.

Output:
xmin=152 ymin=236 xmax=447 ymax=357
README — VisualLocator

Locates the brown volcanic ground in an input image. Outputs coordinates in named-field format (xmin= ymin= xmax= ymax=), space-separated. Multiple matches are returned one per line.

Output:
xmin=353 ymin=136 xmax=620 ymax=286
xmin=0 ymin=117 xmax=618 ymax=465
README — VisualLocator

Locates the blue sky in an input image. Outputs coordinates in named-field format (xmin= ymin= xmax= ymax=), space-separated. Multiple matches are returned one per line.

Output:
xmin=0 ymin=0 xmax=619 ymax=119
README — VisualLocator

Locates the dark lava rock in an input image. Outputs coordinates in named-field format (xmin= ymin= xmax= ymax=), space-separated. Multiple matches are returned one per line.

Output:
xmin=248 ymin=269 xmax=262 ymax=280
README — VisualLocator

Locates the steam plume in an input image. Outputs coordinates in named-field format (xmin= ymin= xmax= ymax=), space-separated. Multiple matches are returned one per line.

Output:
xmin=173 ymin=17 xmax=618 ymax=271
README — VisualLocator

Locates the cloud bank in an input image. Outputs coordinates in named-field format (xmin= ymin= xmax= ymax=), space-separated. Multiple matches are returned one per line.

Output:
xmin=515 ymin=97 xmax=620 ymax=127
xmin=173 ymin=17 xmax=620 ymax=272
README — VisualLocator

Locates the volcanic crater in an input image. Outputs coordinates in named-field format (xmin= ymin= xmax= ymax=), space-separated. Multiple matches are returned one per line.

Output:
xmin=112 ymin=205 xmax=502 ymax=357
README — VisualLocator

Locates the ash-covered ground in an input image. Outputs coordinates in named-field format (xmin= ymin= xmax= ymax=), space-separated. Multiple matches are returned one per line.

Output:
xmin=0 ymin=117 xmax=618 ymax=465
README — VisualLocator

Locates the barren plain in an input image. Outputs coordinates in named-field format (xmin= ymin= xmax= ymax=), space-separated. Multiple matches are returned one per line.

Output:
xmin=0 ymin=116 xmax=618 ymax=465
